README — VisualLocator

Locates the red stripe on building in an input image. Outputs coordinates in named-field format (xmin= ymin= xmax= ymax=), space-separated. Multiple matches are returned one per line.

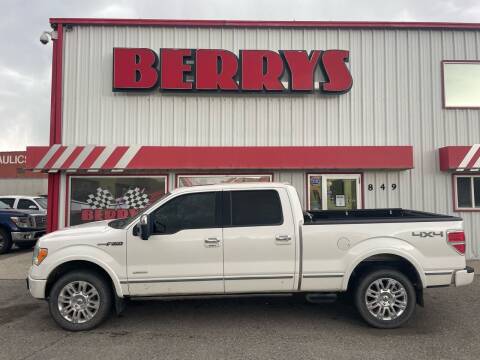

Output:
xmin=49 ymin=18 xmax=480 ymax=31
xmin=78 ymin=147 xmax=106 ymax=169
xmin=128 ymin=146 xmax=413 ymax=170
xmin=101 ymin=146 xmax=129 ymax=169
xmin=467 ymin=149 xmax=480 ymax=169
xmin=43 ymin=147 xmax=67 ymax=169
xmin=439 ymin=146 xmax=479 ymax=171
xmin=26 ymin=145 xmax=414 ymax=171
xmin=60 ymin=146 xmax=84 ymax=169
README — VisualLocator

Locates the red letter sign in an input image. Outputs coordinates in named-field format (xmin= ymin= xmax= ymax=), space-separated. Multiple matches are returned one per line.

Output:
xmin=281 ymin=50 xmax=321 ymax=91
xmin=240 ymin=50 xmax=285 ymax=91
xmin=321 ymin=50 xmax=353 ymax=93
xmin=113 ymin=48 xmax=159 ymax=90
xmin=160 ymin=49 xmax=193 ymax=90
xmin=195 ymin=49 xmax=239 ymax=90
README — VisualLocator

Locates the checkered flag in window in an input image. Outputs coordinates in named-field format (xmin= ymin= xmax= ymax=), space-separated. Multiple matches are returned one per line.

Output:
xmin=122 ymin=187 xmax=150 ymax=209
xmin=86 ymin=187 xmax=115 ymax=209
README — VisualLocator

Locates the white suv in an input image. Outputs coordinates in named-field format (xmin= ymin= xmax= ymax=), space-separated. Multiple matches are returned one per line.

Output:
xmin=0 ymin=196 xmax=47 ymax=213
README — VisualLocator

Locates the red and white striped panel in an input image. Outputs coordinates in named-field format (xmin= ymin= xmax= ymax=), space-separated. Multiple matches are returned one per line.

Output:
xmin=27 ymin=145 xmax=414 ymax=172
xmin=439 ymin=145 xmax=480 ymax=172
xmin=27 ymin=145 xmax=141 ymax=173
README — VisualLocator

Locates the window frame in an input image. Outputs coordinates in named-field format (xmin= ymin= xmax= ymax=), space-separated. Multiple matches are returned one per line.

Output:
xmin=66 ymin=174 xmax=168 ymax=227
xmin=150 ymin=191 xmax=222 ymax=235
xmin=453 ymin=174 xmax=480 ymax=211
xmin=442 ymin=60 xmax=480 ymax=110
xmin=175 ymin=173 xmax=273 ymax=188
xmin=306 ymin=173 xmax=363 ymax=211
xmin=223 ymin=189 xmax=284 ymax=228
xmin=17 ymin=198 xmax=38 ymax=210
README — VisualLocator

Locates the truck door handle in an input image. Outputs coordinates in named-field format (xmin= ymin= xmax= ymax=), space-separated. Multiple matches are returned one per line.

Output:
xmin=275 ymin=235 xmax=292 ymax=241
xmin=204 ymin=238 xmax=221 ymax=247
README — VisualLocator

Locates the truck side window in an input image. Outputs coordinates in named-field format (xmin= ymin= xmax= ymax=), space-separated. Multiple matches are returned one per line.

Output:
xmin=230 ymin=190 xmax=283 ymax=227
xmin=151 ymin=192 xmax=218 ymax=234
xmin=0 ymin=198 xmax=15 ymax=208
xmin=17 ymin=199 xmax=38 ymax=210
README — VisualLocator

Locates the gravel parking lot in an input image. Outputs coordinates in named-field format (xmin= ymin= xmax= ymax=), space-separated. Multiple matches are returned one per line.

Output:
xmin=1 ymin=249 xmax=479 ymax=360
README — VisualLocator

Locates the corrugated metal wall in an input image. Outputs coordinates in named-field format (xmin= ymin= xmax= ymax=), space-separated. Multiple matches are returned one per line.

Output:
xmin=61 ymin=25 xmax=480 ymax=259
xmin=0 ymin=179 xmax=48 ymax=196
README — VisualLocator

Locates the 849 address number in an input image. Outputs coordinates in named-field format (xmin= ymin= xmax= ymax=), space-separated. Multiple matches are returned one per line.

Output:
xmin=368 ymin=184 xmax=397 ymax=191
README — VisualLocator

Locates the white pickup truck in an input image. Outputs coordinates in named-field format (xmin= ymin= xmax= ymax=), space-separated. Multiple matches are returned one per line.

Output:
xmin=27 ymin=183 xmax=474 ymax=331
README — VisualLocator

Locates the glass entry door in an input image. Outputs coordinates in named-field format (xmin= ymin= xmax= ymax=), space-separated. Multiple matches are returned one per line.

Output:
xmin=307 ymin=174 xmax=362 ymax=210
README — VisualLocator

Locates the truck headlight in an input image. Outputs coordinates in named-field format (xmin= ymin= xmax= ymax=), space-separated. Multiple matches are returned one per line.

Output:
xmin=32 ymin=247 xmax=48 ymax=266
xmin=10 ymin=216 xmax=31 ymax=228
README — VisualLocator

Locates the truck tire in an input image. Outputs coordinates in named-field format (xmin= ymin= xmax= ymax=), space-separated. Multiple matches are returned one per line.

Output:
xmin=0 ymin=228 xmax=12 ymax=254
xmin=16 ymin=241 xmax=37 ymax=250
xmin=48 ymin=270 xmax=112 ymax=331
xmin=354 ymin=269 xmax=416 ymax=329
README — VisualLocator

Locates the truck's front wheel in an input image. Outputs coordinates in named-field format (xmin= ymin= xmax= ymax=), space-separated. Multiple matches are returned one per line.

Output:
xmin=0 ymin=228 xmax=12 ymax=254
xmin=354 ymin=269 xmax=416 ymax=329
xmin=48 ymin=270 xmax=112 ymax=331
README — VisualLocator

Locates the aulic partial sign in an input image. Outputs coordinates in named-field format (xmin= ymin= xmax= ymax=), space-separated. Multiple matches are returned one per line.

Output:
xmin=112 ymin=48 xmax=353 ymax=94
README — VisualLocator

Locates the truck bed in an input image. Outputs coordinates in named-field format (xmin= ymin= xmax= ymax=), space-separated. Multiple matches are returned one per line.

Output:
xmin=303 ymin=208 xmax=462 ymax=225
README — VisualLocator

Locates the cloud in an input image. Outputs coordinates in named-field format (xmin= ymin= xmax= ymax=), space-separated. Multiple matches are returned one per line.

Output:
xmin=0 ymin=0 xmax=479 ymax=151
xmin=94 ymin=4 xmax=139 ymax=18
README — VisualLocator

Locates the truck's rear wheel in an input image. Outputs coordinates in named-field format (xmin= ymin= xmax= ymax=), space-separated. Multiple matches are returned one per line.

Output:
xmin=0 ymin=228 xmax=12 ymax=254
xmin=48 ymin=270 xmax=112 ymax=331
xmin=354 ymin=269 xmax=415 ymax=329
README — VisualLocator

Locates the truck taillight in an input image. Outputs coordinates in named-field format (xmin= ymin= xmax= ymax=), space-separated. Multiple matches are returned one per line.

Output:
xmin=447 ymin=231 xmax=466 ymax=255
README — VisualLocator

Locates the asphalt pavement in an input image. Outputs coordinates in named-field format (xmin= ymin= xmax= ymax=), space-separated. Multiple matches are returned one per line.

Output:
xmin=1 ymin=249 xmax=479 ymax=360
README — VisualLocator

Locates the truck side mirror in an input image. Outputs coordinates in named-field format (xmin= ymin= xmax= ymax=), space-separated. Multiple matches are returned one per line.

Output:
xmin=139 ymin=214 xmax=151 ymax=240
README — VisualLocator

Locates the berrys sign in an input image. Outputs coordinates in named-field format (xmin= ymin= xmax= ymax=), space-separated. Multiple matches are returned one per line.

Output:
xmin=113 ymin=48 xmax=353 ymax=93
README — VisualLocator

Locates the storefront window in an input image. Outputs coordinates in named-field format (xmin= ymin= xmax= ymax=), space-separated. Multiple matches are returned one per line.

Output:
xmin=69 ymin=176 xmax=167 ymax=226
xmin=308 ymin=174 xmax=362 ymax=211
xmin=177 ymin=174 xmax=272 ymax=187
xmin=455 ymin=175 xmax=480 ymax=210
xmin=308 ymin=175 xmax=322 ymax=210
xmin=443 ymin=62 xmax=480 ymax=108
xmin=326 ymin=178 xmax=358 ymax=210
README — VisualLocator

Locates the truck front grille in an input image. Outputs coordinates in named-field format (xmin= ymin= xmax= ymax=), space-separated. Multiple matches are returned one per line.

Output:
xmin=30 ymin=215 xmax=47 ymax=229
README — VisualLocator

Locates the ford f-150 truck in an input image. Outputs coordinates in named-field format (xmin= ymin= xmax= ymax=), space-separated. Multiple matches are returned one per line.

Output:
xmin=27 ymin=183 xmax=474 ymax=331
xmin=0 ymin=200 xmax=46 ymax=254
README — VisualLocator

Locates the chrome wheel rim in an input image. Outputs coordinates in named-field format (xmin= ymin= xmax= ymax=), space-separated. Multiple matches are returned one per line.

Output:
xmin=365 ymin=278 xmax=407 ymax=321
xmin=0 ymin=232 xmax=4 ymax=250
xmin=58 ymin=281 xmax=100 ymax=324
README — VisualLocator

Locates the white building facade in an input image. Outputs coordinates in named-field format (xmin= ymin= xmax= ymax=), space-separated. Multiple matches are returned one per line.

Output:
xmin=27 ymin=19 xmax=480 ymax=259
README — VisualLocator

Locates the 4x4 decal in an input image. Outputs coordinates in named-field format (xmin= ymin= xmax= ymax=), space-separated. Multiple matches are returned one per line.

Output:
xmin=412 ymin=231 xmax=444 ymax=238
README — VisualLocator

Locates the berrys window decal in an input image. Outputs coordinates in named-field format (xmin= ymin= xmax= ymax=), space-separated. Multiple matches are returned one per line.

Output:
xmin=69 ymin=176 xmax=167 ymax=226
xmin=112 ymin=48 xmax=353 ymax=94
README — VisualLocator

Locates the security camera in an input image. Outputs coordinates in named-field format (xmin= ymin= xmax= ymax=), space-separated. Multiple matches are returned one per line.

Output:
xmin=40 ymin=31 xmax=51 ymax=45
xmin=40 ymin=31 xmax=50 ymax=44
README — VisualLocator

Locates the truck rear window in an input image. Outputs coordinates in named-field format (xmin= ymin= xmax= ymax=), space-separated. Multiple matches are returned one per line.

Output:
xmin=228 ymin=190 xmax=283 ymax=227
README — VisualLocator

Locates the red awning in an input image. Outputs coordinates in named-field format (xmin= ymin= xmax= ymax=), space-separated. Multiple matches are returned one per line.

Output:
xmin=439 ymin=145 xmax=480 ymax=172
xmin=26 ymin=145 xmax=414 ymax=173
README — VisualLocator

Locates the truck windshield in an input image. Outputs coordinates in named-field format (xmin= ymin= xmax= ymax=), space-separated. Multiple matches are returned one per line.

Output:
xmin=34 ymin=197 xmax=48 ymax=209
xmin=108 ymin=192 xmax=171 ymax=229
